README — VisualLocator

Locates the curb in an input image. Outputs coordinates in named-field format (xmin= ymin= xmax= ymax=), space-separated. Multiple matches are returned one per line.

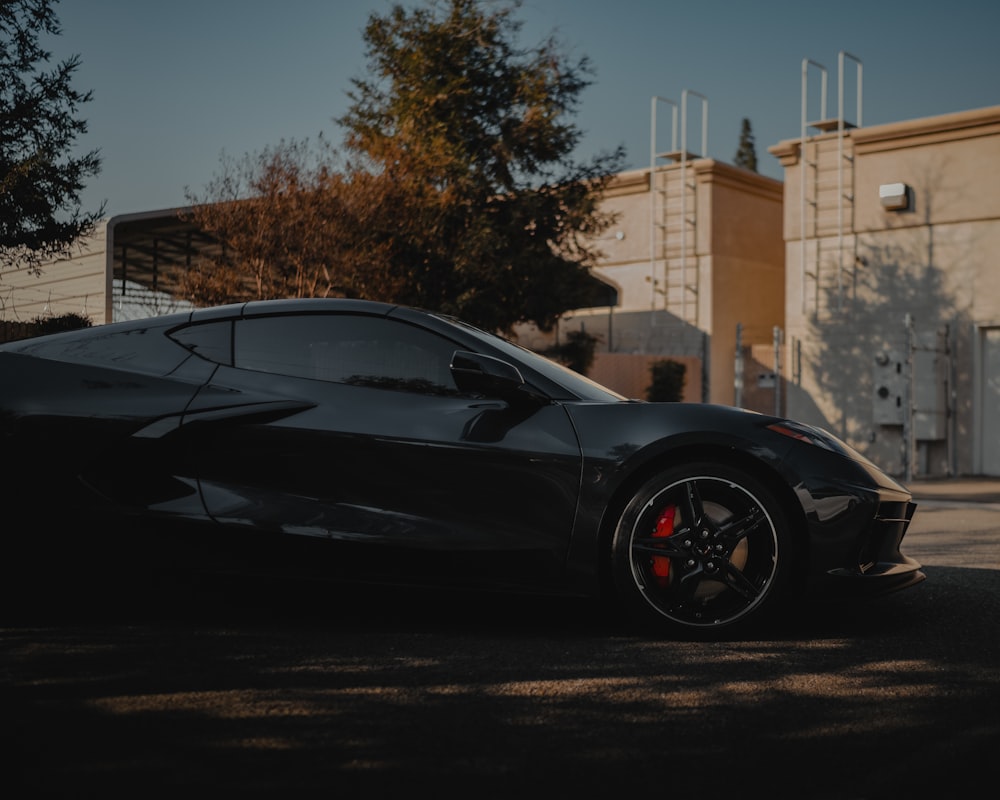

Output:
xmin=905 ymin=478 xmax=1000 ymax=505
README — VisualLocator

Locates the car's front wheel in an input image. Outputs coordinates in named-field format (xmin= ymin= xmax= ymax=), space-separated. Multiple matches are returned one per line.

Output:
xmin=612 ymin=463 xmax=792 ymax=638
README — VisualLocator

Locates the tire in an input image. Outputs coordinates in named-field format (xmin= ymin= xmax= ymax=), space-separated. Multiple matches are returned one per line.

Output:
xmin=612 ymin=462 xmax=792 ymax=638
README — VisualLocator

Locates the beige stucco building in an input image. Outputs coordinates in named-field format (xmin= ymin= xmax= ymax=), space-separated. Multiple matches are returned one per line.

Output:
xmin=769 ymin=104 xmax=1000 ymax=478
xmin=520 ymin=158 xmax=785 ymax=409
xmin=0 ymin=222 xmax=110 ymax=325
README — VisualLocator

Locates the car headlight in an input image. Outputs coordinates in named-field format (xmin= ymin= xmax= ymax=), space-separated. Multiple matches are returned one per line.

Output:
xmin=766 ymin=419 xmax=882 ymax=469
xmin=766 ymin=420 xmax=843 ymax=453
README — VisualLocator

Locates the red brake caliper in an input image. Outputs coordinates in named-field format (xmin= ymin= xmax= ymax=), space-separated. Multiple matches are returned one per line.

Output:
xmin=651 ymin=505 xmax=676 ymax=586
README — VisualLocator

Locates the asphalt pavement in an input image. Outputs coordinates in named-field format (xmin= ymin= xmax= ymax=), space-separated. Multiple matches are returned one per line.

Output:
xmin=4 ymin=474 xmax=998 ymax=798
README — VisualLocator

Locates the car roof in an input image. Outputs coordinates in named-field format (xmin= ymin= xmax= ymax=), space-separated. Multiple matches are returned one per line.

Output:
xmin=190 ymin=297 xmax=399 ymax=322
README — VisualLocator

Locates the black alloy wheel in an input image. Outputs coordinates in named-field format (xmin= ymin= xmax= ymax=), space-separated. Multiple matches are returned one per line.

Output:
xmin=612 ymin=463 xmax=791 ymax=637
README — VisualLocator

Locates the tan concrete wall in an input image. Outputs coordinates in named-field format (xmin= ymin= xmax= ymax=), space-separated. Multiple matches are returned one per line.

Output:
xmin=586 ymin=168 xmax=654 ymax=313
xmin=699 ymin=161 xmax=784 ymax=404
xmin=0 ymin=222 xmax=110 ymax=325
xmin=590 ymin=352 xmax=702 ymax=402
xmin=769 ymin=105 xmax=1000 ymax=476
xmin=585 ymin=160 xmax=784 ymax=406
xmin=851 ymin=107 xmax=1000 ymax=230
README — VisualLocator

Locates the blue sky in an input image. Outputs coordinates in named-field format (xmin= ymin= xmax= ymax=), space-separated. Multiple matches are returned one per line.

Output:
xmin=50 ymin=0 xmax=1000 ymax=218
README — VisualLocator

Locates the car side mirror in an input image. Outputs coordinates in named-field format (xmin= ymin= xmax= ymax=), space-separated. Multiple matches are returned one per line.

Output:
xmin=450 ymin=350 xmax=532 ymax=401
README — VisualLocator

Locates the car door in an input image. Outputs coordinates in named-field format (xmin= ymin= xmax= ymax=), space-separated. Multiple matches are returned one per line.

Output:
xmin=181 ymin=309 xmax=583 ymax=589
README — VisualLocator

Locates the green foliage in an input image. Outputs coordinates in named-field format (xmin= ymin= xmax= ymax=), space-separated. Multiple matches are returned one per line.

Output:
xmin=646 ymin=359 xmax=686 ymax=402
xmin=187 ymin=0 xmax=624 ymax=334
xmin=542 ymin=329 xmax=599 ymax=375
xmin=30 ymin=311 xmax=91 ymax=335
xmin=0 ymin=311 xmax=92 ymax=343
xmin=733 ymin=118 xmax=758 ymax=173
xmin=336 ymin=0 xmax=626 ymax=334
xmin=0 ymin=0 xmax=104 ymax=276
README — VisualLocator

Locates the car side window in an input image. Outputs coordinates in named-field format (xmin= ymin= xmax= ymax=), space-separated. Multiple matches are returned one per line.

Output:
xmin=233 ymin=313 xmax=460 ymax=394
xmin=169 ymin=320 xmax=233 ymax=366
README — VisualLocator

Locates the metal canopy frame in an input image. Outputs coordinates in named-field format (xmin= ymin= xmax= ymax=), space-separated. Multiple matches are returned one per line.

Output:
xmin=109 ymin=209 xmax=223 ymax=304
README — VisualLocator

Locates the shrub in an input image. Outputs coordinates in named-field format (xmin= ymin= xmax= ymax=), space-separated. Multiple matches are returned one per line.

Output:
xmin=30 ymin=312 xmax=93 ymax=335
xmin=0 ymin=312 xmax=92 ymax=343
xmin=646 ymin=359 xmax=686 ymax=402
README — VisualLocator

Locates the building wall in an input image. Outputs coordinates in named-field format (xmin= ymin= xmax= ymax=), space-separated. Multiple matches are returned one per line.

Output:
xmin=700 ymin=161 xmax=784 ymax=406
xmin=569 ymin=160 xmax=784 ymax=406
xmin=770 ymin=105 xmax=1000 ymax=477
xmin=0 ymin=222 xmax=111 ymax=325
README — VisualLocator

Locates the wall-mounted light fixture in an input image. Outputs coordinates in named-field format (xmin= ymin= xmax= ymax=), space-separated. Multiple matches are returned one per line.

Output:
xmin=879 ymin=182 xmax=911 ymax=211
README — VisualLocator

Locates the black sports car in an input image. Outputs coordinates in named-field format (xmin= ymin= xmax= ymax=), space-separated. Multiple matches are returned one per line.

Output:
xmin=0 ymin=298 xmax=923 ymax=636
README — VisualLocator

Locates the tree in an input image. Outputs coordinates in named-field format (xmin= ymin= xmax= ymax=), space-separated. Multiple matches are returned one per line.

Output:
xmin=733 ymin=117 xmax=757 ymax=173
xmin=183 ymin=135 xmax=418 ymax=306
xmin=339 ymin=0 xmax=625 ymax=333
xmin=0 ymin=0 xmax=103 ymax=276
xmin=186 ymin=0 xmax=624 ymax=335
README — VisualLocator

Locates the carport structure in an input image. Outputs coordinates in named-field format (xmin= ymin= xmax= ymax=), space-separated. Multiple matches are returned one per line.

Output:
xmin=109 ymin=209 xmax=223 ymax=313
